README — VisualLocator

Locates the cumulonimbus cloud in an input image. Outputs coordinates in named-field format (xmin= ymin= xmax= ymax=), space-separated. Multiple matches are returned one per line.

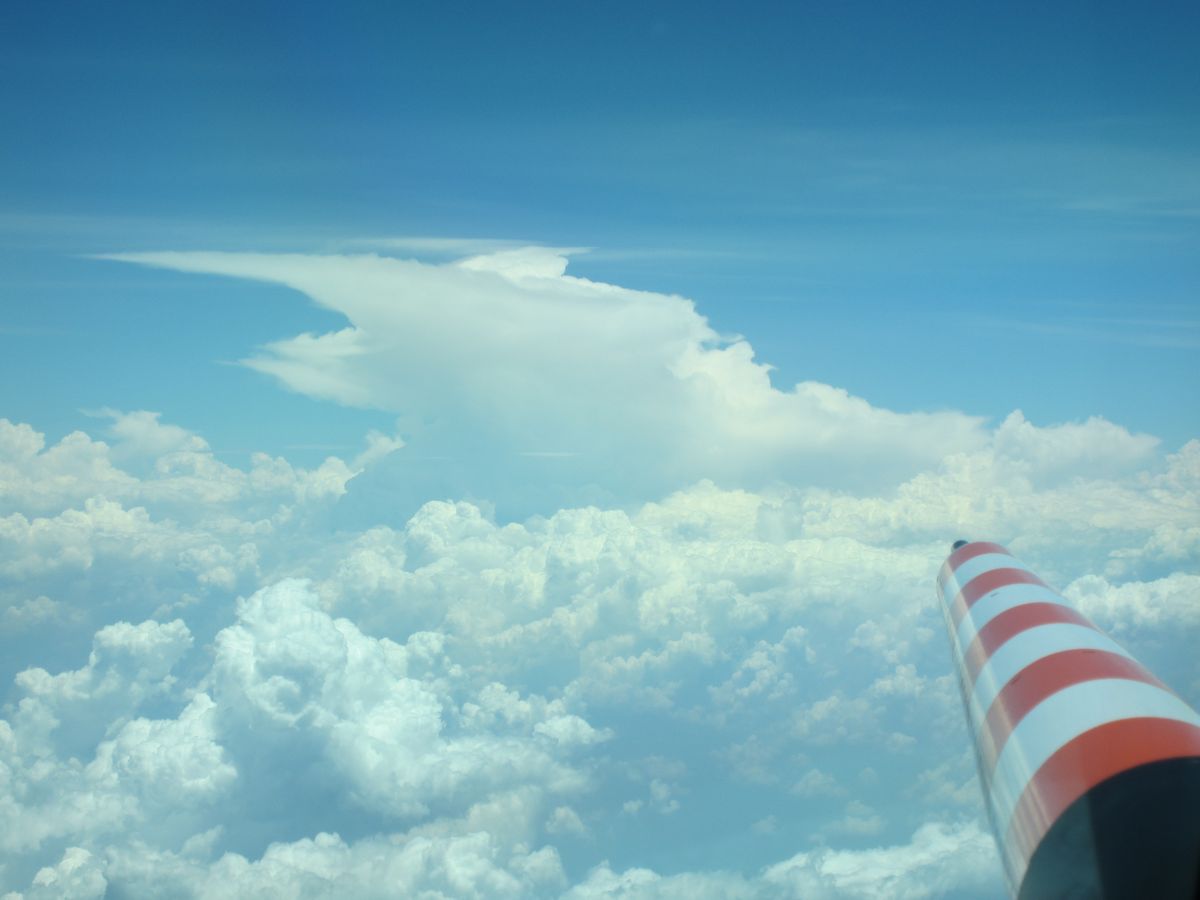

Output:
xmin=99 ymin=248 xmax=998 ymax=501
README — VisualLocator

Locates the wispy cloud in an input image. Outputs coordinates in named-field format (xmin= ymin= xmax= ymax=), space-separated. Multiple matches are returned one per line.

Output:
xmin=980 ymin=315 xmax=1200 ymax=349
xmin=342 ymin=235 xmax=590 ymax=257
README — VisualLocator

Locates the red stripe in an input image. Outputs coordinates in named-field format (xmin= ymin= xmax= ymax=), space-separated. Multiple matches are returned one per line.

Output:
xmin=1005 ymin=717 xmax=1200 ymax=880
xmin=950 ymin=567 xmax=1048 ymax=627
xmin=962 ymin=603 xmax=1094 ymax=688
xmin=976 ymin=650 xmax=1164 ymax=777
xmin=938 ymin=542 xmax=1011 ymax=594
xmin=946 ymin=541 xmax=1011 ymax=573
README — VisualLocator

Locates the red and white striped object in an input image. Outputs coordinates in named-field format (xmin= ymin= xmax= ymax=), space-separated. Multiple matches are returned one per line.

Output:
xmin=937 ymin=541 xmax=1200 ymax=897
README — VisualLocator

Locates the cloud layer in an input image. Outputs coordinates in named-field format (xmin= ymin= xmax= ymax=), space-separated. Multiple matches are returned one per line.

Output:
xmin=1 ymin=247 xmax=1195 ymax=897
xmin=1 ymin=403 xmax=1196 ymax=896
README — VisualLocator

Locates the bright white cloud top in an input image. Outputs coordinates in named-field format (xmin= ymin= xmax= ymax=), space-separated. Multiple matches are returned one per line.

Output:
xmin=101 ymin=248 xmax=998 ymax=501
xmin=0 ymin=248 xmax=1196 ymax=899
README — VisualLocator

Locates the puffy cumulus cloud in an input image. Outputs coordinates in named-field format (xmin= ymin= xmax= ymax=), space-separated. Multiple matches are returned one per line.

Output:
xmin=790 ymin=692 xmax=889 ymax=747
xmin=2 ymin=847 xmax=107 ymax=900
xmin=562 ymin=821 xmax=1001 ymax=899
xmin=707 ymin=626 xmax=809 ymax=719
xmin=104 ymin=830 xmax=565 ymax=900
xmin=564 ymin=865 xmax=755 ymax=899
xmin=0 ymin=496 xmax=253 ymax=618
xmin=0 ymin=595 xmax=80 ymax=632
xmin=786 ymin=431 xmax=1198 ymax=588
xmin=101 ymin=249 xmax=990 ymax=502
xmin=869 ymin=664 xmax=927 ymax=699
xmin=546 ymin=805 xmax=588 ymax=837
xmin=0 ymin=584 xmax=598 ymax=895
xmin=0 ymin=410 xmax=404 ymax=521
xmin=0 ymin=414 xmax=404 ymax=654
xmin=88 ymin=694 xmax=236 ymax=806
xmin=95 ymin=408 xmax=210 ymax=464
xmin=0 ymin=409 xmax=390 ymax=517
xmin=760 ymin=821 xmax=1002 ymax=899
xmin=907 ymin=753 xmax=982 ymax=814
xmin=989 ymin=411 xmax=1159 ymax=484
xmin=8 ymin=791 xmax=566 ymax=900
xmin=16 ymin=617 xmax=191 ymax=698
xmin=315 ymin=482 xmax=943 ymax=694
xmin=791 ymin=769 xmax=845 ymax=799
xmin=207 ymin=580 xmax=602 ymax=821
xmin=1065 ymin=571 xmax=1200 ymax=632
xmin=12 ymin=618 xmax=193 ymax=756
xmin=0 ymin=420 xmax=135 ymax=517
xmin=823 ymin=800 xmax=886 ymax=838
xmin=0 ymin=624 xmax=229 ymax=867
xmin=0 ymin=386 xmax=1195 ymax=897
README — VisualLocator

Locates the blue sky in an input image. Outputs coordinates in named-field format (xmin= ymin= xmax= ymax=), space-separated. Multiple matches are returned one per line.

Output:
xmin=3 ymin=0 xmax=1198 ymax=458
xmin=0 ymin=3 xmax=1198 ymax=898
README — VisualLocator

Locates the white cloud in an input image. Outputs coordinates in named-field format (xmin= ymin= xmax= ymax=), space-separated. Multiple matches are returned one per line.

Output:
xmin=0 ymin=414 xmax=409 ymax=637
xmin=908 ymin=755 xmax=981 ymax=812
xmin=709 ymin=626 xmax=808 ymax=711
xmin=788 ymin=431 xmax=1197 ymax=589
xmin=100 ymin=249 xmax=990 ymax=503
xmin=4 ymin=398 xmax=1187 ymax=893
xmin=0 ymin=447 xmax=1188 ymax=896
xmin=206 ymin=580 xmax=598 ymax=822
xmin=869 ymin=664 xmax=927 ymax=699
xmin=991 ymin=410 xmax=1159 ymax=483
xmin=4 ymin=847 xmax=107 ymax=900
xmin=761 ymin=821 xmax=1002 ymax=899
xmin=124 ymin=830 xmax=565 ymax=900
xmin=563 ymin=821 xmax=1001 ymax=899
xmin=0 ymin=595 xmax=79 ymax=632
xmin=564 ymin=864 xmax=756 ymax=899
xmin=0 ymin=420 xmax=135 ymax=516
xmin=80 ymin=792 xmax=568 ymax=899
xmin=0 ymin=619 xmax=204 ymax=858
xmin=1065 ymin=571 xmax=1200 ymax=632
xmin=0 ymin=260 xmax=1194 ymax=900
xmin=824 ymin=800 xmax=885 ymax=838
xmin=87 ymin=693 xmax=236 ymax=806
xmin=791 ymin=768 xmax=845 ymax=799
xmin=791 ymin=693 xmax=883 ymax=746
xmin=89 ymin=408 xmax=209 ymax=463
xmin=546 ymin=805 xmax=588 ymax=837
xmin=0 ymin=411 xmax=401 ymax=522
xmin=15 ymin=617 xmax=192 ymax=719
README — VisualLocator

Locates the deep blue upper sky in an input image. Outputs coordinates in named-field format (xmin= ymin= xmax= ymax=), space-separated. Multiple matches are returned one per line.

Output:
xmin=2 ymin=0 xmax=1197 ymax=462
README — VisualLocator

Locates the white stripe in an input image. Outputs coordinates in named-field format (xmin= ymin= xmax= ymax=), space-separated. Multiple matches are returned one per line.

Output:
xmin=954 ymin=583 xmax=1073 ymax=662
xmin=966 ymin=624 xmax=1132 ymax=732
xmin=945 ymin=583 xmax=1076 ymax=688
xmin=945 ymin=553 xmax=1028 ymax=596
xmin=989 ymin=678 xmax=1200 ymax=839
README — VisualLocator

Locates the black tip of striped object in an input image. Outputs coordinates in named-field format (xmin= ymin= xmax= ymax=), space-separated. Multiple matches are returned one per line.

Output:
xmin=952 ymin=539 xmax=969 ymax=551
xmin=1018 ymin=756 xmax=1200 ymax=899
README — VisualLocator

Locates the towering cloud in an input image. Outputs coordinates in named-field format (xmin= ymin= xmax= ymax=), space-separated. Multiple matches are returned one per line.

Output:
xmin=101 ymin=249 xmax=998 ymax=507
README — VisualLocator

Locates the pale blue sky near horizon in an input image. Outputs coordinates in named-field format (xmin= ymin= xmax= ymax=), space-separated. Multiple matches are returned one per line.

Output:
xmin=2 ymin=0 xmax=1197 ymax=469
